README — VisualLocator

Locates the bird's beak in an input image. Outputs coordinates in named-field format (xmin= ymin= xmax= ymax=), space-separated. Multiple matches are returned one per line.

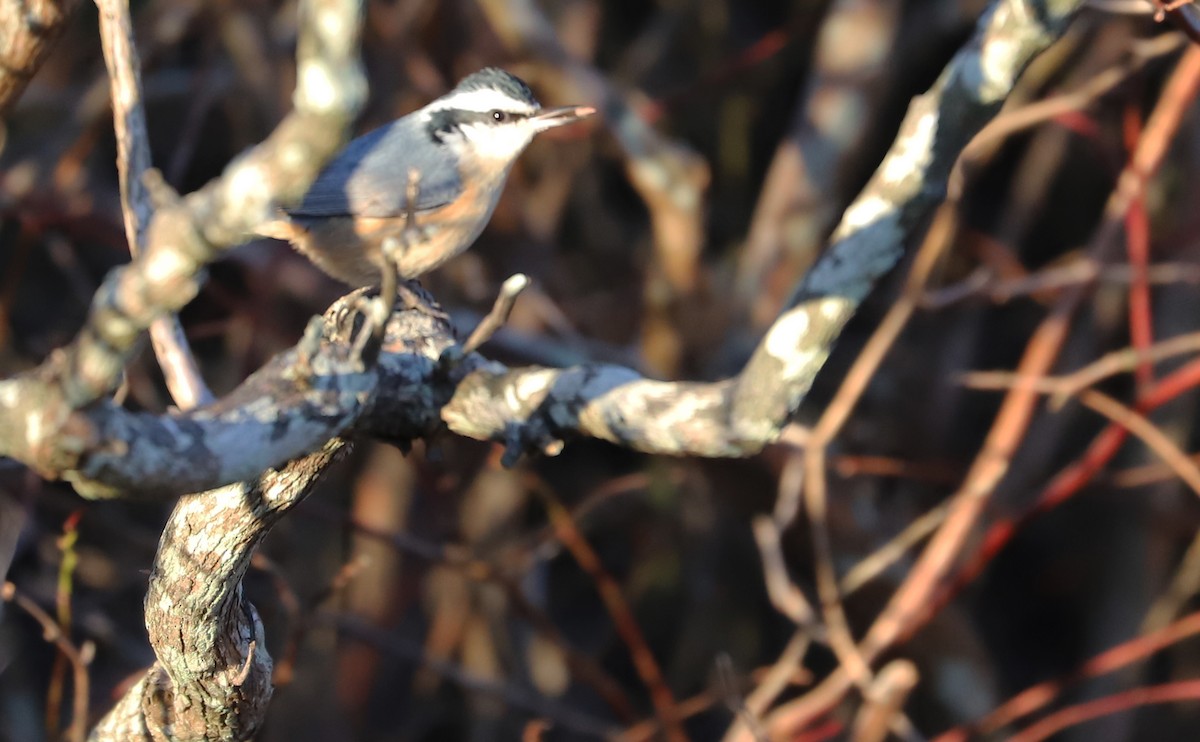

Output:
xmin=531 ymin=105 xmax=597 ymax=131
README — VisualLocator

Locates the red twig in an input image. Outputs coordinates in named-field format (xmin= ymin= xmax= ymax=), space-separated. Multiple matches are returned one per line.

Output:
xmin=1007 ymin=679 xmax=1200 ymax=742
xmin=1122 ymin=101 xmax=1155 ymax=395
xmin=759 ymin=40 xmax=1200 ymax=740
xmin=537 ymin=489 xmax=689 ymax=742
xmin=3 ymin=582 xmax=90 ymax=742
xmin=908 ymin=42 xmax=1200 ymax=634
xmin=933 ymin=345 xmax=1200 ymax=616
xmin=934 ymin=609 xmax=1200 ymax=740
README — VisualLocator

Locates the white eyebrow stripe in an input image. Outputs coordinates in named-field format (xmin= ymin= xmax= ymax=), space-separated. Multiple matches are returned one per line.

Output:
xmin=429 ymin=87 xmax=538 ymax=115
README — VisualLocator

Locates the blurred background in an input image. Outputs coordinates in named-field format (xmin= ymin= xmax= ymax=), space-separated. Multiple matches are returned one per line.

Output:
xmin=4 ymin=0 xmax=1200 ymax=739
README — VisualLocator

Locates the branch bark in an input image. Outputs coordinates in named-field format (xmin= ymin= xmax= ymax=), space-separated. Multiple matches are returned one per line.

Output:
xmin=0 ymin=0 xmax=79 ymax=116
xmin=88 ymin=441 xmax=347 ymax=740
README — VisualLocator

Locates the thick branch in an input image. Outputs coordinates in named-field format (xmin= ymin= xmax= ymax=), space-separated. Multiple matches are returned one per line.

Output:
xmin=88 ymin=441 xmax=346 ymax=741
xmin=63 ymin=296 xmax=452 ymax=500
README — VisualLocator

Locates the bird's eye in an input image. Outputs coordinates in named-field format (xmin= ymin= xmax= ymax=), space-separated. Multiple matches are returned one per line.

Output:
xmin=490 ymin=110 xmax=507 ymax=122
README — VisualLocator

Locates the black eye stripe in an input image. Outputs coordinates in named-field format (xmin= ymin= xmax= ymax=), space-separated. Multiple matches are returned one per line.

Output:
xmin=429 ymin=108 xmax=529 ymax=138
xmin=485 ymin=110 xmax=526 ymax=123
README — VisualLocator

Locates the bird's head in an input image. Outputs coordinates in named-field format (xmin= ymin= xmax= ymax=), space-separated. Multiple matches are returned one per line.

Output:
xmin=424 ymin=68 xmax=595 ymax=165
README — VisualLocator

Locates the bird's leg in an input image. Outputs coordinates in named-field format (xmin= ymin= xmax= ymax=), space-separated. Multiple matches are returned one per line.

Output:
xmin=390 ymin=168 xmax=449 ymax=322
xmin=351 ymin=168 xmax=427 ymax=362
xmin=352 ymin=237 xmax=399 ymax=362
xmin=401 ymin=167 xmax=432 ymax=248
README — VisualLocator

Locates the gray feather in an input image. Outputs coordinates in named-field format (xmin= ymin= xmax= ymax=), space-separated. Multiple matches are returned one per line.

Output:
xmin=287 ymin=116 xmax=462 ymax=219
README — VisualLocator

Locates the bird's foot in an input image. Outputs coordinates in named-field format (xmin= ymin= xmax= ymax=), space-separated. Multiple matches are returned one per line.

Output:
xmin=348 ymin=289 xmax=392 ymax=367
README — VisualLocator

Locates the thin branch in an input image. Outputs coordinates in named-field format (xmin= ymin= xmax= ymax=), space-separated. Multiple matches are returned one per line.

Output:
xmin=738 ymin=630 xmax=814 ymax=729
xmin=1142 ymin=528 xmax=1200 ymax=632
xmin=960 ymin=375 xmax=1200 ymax=497
xmin=936 ymin=609 xmax=1200 ymax=739
xmin=1077 ymin=390 xmax=1200 ymax=494
xmin=922 ymin=260 xmax=1200 ymax=309
xmin=535 ymin=485 xmax=689 ymax=742
xmin=1007 ymin=680 xmax=1200 ymax=742
xmin=463 ymin=273 xmax=531 ymax=354
xmin=97 ymin=0 xmax=213 ymax=410
xmin=840 ymin=501 xmax=952 ymax=597
xmin=850 ymin=660 xmax=920 ymax=742
xmin=3 ymin=581 xmax=91 ymax=742
xmin=1051 ymin=331 xmax=1200 ymax=403
xmin=752 ymin=515 xmax=819 ymax=627
xmin=934 ymin=357 xmax=1200 ymax=626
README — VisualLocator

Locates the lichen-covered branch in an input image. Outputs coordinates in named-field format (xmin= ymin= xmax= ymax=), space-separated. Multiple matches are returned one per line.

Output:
xmin=64 ymin=295 xmax=453 ymax=500
xmin=0 ymin=0 xmax=365 ymax=479
xmin=88 ymin=441 xmax=346 ymax=741
xmin=727 ymin=0 xmax=1086 ymax=443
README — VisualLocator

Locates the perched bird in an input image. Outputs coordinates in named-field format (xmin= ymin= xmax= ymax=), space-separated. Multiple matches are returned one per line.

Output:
xmin=260 ymin=68 xmax=595 ymax=289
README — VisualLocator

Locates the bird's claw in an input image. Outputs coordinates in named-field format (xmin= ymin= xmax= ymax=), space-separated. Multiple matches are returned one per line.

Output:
xmin=348 ymin=290 xmax=391 ymax=367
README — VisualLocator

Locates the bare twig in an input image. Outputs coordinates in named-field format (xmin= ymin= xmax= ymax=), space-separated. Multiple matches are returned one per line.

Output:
xmin=922 ymin=260 xmax=1200 ymax=309
xmin=1077 ymin=390 xmax=1200 ymax=494
xmin=1051 ymin=331 xmax=1200 ymax=403
xmin=3 ymin=581 xmax=91 ymax=742
xmin=840 ymin=501 xmax=952 ymax=597
xmin=1007 ymin=680 xmax=1200 ymax=742
xmin=936 ymin=357 xmax=1200 ymax=625
xmin=850 ymin=660 xmax=920 ymax=742
xmin=536 ymin=486 xmax=689 ymax=742
xmin=935 ymin=609 xmax=1200 ymax=740
xmin=1142 ymin=529 xmax=1200 ymax=632
xmin=739 ymin=630 xmax=814 ymax=728
xmin=752 ymin=515 xmax=818 ymax=627
xmin=97 ymin=0 xmax=214 ymax=410
xmin=961 ymin=375 xmax=1200 ymax=496
xmin=463 ymin=274 xmax=531 ymax=354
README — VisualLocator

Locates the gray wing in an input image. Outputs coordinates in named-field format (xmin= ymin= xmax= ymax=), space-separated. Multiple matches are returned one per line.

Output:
xmin=287 ymin=117 xmax=462 ymax=219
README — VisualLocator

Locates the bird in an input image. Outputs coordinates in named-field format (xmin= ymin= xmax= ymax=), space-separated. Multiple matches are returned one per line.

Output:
xmin=259 ymin=67 xmax=596 ymax=292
